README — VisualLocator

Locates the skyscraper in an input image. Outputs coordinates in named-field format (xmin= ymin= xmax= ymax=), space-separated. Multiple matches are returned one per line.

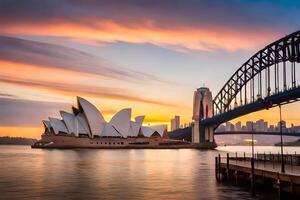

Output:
xmin=170 ymin=116 xmax=180 ymax=131
xmin=246 ymin=121 xmax=253 ymax=132
xmin=235 ymin=121 xmax=242 ymax=131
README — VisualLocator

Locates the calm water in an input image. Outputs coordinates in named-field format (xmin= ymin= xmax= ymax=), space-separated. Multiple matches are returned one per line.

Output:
xmin=0 ymin=145 xmax=299 ymax=200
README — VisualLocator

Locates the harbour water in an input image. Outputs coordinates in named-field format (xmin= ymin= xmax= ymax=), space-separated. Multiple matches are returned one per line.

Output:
xmin=0 ymin=145 xmax=299 ymax=200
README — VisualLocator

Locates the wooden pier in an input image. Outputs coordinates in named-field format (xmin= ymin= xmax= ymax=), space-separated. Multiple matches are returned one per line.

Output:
xmin=215 ymin=153 xmax=300 ymax=198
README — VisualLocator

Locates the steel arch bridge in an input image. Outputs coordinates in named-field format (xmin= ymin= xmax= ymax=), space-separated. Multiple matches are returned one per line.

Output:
xmin=200 ymin=30 xmax=300 ymax=131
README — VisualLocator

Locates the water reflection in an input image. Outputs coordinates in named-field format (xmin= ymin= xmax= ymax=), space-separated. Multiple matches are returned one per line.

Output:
xmin=1 ymin=146 xmax=295 ymax=199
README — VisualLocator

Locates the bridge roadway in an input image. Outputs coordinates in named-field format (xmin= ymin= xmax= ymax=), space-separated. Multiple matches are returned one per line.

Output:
xmin=214 ymin=131 xmax=300 ymax=137
xmin=202 ymin=87 xmax=300 ymax=127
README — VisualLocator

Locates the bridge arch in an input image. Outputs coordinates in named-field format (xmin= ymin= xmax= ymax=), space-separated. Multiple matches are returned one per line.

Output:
xmin=195 ymin=31 xmax=300 ymax=145
xmin=213 ymin=31 xmax=300 ymax=116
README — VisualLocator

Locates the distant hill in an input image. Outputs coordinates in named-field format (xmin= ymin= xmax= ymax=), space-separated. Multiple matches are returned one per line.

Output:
xmin=0 ymin=137 xmax=37 ymax=145
xmin=168 ymin=127 xmax=192 ymax=142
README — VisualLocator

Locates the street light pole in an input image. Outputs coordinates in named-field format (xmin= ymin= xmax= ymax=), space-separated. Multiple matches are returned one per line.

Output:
xmin=251 ymin=121 xmax=255 ymax=196
xmin=251 ymin=121 xmax=254 ymax=162
xmin=279 ymin=104 xmax=285 ymax=173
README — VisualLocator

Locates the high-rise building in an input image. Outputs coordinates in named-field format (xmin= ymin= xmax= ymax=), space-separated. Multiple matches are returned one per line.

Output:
xmin=235 ymin=121 xmax=242 ymax=131
xmin=241 ymin=125 xmax=247 ymax=131
xmin=255 ymin=119 xmax=268 ymax=132
xmin=216 ymin=124 xmax=225 ymax=132
xmin=264 ymin=121 xmax=268 ymax=132
xmin=268 ymin=125 xmax=275 ymax=132
xmin=277 ymin=120 xmax=287 ymax=132
xmin=246 ymin=121 xmax=253 ymax=132
xmin=170 ymin=116 xmax=180 ymax=131
xmin=225 ymin=122 xmax=234 ymax=131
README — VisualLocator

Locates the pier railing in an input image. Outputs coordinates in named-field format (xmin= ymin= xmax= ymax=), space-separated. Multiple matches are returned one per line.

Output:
xmin=217 ymin=152 xmax=300 ymax=167
xmin=215 ymin=152 xmax=300 ymax=197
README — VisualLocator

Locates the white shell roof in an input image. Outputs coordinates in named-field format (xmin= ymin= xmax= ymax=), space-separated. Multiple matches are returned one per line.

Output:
xmin=101 ymin=123 xmax=122 ymax=137
xmin=109 ymin=108 xmax=131 ymax=138
xmin=77 ymin=97 xmax=106 ymax=137
xmin=127 ymin=123 xmax=134 ymax=137
xmin=74 ymin=118 xmax=84 ymax=136
xmin=42 ymin=120 xmax=51 ymax=131
xmin=141 ymin=126 xmax=156 ymax=137
xmin=149 ymin=125 xmax=167 ymax=137
xmin=43 ymin=97 xmax=166 ymax=138
xmin=49 ymin=117 xmax=68 ymax=134
xmin=75 ymin=113 xmax=91 ymax=136
xmin=128 ymin=116 xmax=144 ymax=137
xmin=127 ymin=121 xmax=139 ymax=137
xmin=135 ymin=116 xmax=145 ymax=125
xmin=60 ymin=111 xmax=76 ymax=134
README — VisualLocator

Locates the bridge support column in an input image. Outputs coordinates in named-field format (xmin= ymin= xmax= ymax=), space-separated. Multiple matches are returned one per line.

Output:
xmin=192 ymin=121 xmax=200 ymax=143
xmin=192 ymin=87 xmax=216 ymax=147
xmin=199 ymin=124 xmax=214 ymax=144
xmin=192 ymin=122 xmax=213 ymax=144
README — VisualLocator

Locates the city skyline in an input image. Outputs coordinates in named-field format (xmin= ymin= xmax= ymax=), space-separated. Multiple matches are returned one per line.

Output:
xmin=216 ymin=119 xmax=300 ymax=133
xmin=1 ymin=1 xmax=300 ymax=138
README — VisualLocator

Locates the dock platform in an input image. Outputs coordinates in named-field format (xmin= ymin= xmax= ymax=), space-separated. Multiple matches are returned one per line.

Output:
xmin=216 ymin=153 xmax=300 ymax=197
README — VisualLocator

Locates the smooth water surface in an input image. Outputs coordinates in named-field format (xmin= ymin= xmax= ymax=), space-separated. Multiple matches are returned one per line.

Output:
xmin=0 ymin=145 xmax=299 ymax=200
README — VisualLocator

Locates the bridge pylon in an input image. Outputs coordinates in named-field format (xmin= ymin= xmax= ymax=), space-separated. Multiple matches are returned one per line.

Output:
xmin=192 ymin=87 xmax=215 ymax=146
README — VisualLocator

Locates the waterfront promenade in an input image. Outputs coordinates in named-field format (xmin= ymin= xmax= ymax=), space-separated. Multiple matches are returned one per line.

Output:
xmin=216 ymin=154 xmax=300 ymax=197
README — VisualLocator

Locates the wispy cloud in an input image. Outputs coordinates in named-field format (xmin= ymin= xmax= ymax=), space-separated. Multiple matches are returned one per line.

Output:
xmin=0 ymin=36 xmax=162 ymax=82
xmin=1 ymin=0 xmax=297 ymax=51
xmin=0 ymin=19 xmax=279 ymax=52
xmin=0 ymin=97 xmax=116 ymax=127
xmin=0 ymin=97 xmax=70 ymax=126
xmin=0 ymin=75 xmax=177 ymax=107
xmin=0 ymin=92 xmax=17 ymax=98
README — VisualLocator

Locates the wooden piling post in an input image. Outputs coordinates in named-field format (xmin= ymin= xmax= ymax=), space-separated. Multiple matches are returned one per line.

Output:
xmin=215 ymin=156 xmax=218 ymax=180
xmin=290 ymin=154 xmax=293 ymax=172
xmin=263 ymin=152 xmax=266 ymax=168
xmin=218 ymin=154 xmax=221 ymax=180
xmin=273 ymin=154 xmax=275 ymax=169
xmin=290 ymin=180 xmax=295 ymax=194
xmin=276 ymin=173 xmax=281 ymax=199
xmin=251 ymin=156 xmax=255 ymax=197
xmin=226 ymin=153 xmax=229 ymax=180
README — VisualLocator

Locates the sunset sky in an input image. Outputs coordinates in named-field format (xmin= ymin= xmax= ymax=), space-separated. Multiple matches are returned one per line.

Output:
xmin=1 ymin=0 xmax=300 ymax=138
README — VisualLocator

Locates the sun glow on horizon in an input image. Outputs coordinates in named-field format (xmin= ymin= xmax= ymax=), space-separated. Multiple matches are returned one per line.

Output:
xmin=0 ymin=126 xmax=43 ymax=139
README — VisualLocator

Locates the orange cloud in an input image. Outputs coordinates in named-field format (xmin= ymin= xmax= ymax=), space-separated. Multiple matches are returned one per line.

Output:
xmin=0 ymin=60 xmax=178 ymax=107
xmin=0 ymin=60 xmax=95 ymax=85
xmin=1 ymin=20 xmax=279 ymax=52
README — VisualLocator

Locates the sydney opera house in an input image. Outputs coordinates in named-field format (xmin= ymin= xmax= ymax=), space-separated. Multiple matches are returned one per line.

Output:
xmin=32 ymin=97 xmax=189 ymax=148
